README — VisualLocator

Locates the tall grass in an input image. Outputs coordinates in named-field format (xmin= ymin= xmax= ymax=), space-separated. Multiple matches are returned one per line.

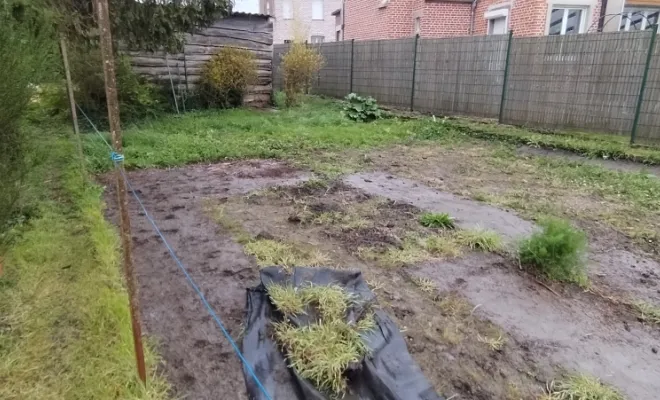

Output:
xmin=0 ymin=132 xmax=169 ymax=399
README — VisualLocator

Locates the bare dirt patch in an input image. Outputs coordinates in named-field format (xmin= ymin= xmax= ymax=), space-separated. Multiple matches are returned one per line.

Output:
xmin=101 ymin=161 xmax=307 ymax=400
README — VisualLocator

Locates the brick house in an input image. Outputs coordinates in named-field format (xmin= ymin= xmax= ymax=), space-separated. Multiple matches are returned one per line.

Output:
xmin=343 ymin=0 xmax=612 ymax=39
xmin=260 ymin=0 xmax=342 ymax=43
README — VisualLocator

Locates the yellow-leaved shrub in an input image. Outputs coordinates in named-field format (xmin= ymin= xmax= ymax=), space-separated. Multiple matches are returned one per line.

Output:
xmin=200 ymin=47 xmax=257 ymax=108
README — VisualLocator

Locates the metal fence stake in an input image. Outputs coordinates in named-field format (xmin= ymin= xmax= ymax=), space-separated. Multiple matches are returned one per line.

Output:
xmin=631 ymin=24 xmax=658 ymax=145
xmin=499 ymin=30 xmax=514 ymax=124
xmin=349 ymin=39 xmax=355 ymax=94
xmin=410 ymin=34 xmax=419 ymax=111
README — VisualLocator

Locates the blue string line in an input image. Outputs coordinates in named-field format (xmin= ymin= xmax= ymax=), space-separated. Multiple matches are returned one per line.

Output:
xmin=76 ymin=105 xmax=114 ymax=151
xmin=77 ymin=104 xmax=272 ymax=400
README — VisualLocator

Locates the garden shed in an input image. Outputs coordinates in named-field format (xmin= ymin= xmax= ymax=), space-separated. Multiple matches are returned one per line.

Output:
xmin=127 ymin=12 xmax=273 ymax=106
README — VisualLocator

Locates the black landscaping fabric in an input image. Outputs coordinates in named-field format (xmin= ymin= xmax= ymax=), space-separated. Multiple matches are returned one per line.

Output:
xmin=241 ymin=266 xmax=444 ymax=400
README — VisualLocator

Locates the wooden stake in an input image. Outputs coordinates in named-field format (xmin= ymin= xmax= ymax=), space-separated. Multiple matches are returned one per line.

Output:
xmin=59 ymin=35 xmax=85 ymax=174
xmin=95 ymin=0 xmax=147 ymax=384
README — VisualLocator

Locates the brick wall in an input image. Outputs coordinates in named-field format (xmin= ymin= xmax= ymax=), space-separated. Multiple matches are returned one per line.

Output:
xmin=346 ymin=0 xmax=603 ymax=40
xmin=272 ymin=0 xmax=342 ymax=43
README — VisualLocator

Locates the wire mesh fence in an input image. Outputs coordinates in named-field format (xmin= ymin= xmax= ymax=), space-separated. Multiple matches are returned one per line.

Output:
xmin=273 ymin=29 xmax=660 ymax=143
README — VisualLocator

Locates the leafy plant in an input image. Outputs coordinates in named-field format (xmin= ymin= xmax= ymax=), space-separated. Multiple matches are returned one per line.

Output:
xmin=518 ymin=218 xmax=588 ymax=285
xmin=419 ymin=212 xmax=455 ymax=229
xmin=281 ymin=42 xmax=324 ymax=106
xmin=199 ymin=47 xmax=258 ymax=108
xmin=343 ymin=93 xmax=381 ymax=122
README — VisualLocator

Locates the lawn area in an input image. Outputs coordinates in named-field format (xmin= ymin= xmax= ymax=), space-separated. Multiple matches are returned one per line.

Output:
xmin=0 ymin=126 xmax=168 ymax=400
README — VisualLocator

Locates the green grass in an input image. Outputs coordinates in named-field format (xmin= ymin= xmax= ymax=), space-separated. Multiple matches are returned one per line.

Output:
xmin=419 ymin=212 xmax=455 ymax=229
xmin=453 ymin=228 xmax=503 ymax=252
xmin=267 ymin=283 xmax=374 ymax=395
xmin=543 ymin=374 xmax=624 ymax=400
xmin=444 ymin=118 xmax=660 ymax=165
xmin=85 ymin=98 xmax=420 ymax=173
xmin=519 ymin=218 xmax=588 ymax=286
xmin=0 ymin=129 xmax=168 ymax=400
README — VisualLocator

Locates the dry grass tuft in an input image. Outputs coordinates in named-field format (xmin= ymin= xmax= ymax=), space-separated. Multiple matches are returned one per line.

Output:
xmin=411 ymin=276 xmax=436 ymax=294
xmin=268 ymin=283 xmax=374 ymax=396
xmin=359 ymin=234 xmax=462 ymax=267
xmin=453 ymin=227 xmax=503 ymax=252
xmin=478 ymin=334 xmax=506 ymax=351
xmin=244 ymin=239 xmax=330 ymax=270
xmin=634 ymin=301 xmax=660 ymax=325
xmin=544 ymin=375 xmax=623 ymax=400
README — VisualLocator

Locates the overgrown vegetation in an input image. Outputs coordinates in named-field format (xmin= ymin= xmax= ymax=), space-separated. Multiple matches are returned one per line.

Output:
xmin=0 ymin=131 xmax=168 ymax=399
xmin=419 ymin=212 xmax=455 ymax=229
xmin=519 ymin=218 xmax=588 ymax=285
xmin=268 ymin=284 xmax=374 ymax=395
xmin=70 ymin=50 xmax=168 ymax=124
xmin=343 ymin=93 xmax=382 ymax=122
xmin=200 ymin=47 xmax=258 ymax=108
xmin=0 ymin=5 xmax=56 ymax=232
xmin=543 ymin=375 xmax=623 ymax=400
xmin=281 ymin=42 xmax=324 ymax=106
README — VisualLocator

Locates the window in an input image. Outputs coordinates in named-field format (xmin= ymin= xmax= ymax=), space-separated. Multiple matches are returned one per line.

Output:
xmin=336 ymin=30 xmax=341 ymax=41
xmin=284 ymin=39 xmax=292 ymax=44
xmin=311 ymin=35 xmax=324 ymax=44
xmin=548 ymin=7 xmax=587 ymax=35
xmin=414 ymin=17 xmax=421 ymax=35
xmin=312 ymin=0 xmax=324 ymax=20
xmin=619 ymin=8 xmax=659 ymax=31
xmin=283 ymin=0 xmax=292 ymax=19
xmin=485 ymin=7 xmax=509 ymax=35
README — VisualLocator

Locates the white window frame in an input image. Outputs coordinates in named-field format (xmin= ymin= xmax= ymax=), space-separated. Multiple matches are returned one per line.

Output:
xmin=311 ymin=35 xmax=324 ymax=44
xmin=485 ymin=7 xmax=509 ymax=35
xmin=282 ymin=0 xmax=293 ymax=20
xmin=619 ymin=8 xmax=660 ymax=31
xmin=547 ymin=6 xmax=589 ymax=34
xmin=312 ymin=0 xmax=324 ymax=20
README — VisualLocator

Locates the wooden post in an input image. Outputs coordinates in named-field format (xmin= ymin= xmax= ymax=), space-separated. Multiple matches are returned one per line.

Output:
xmin=59 ymin=35 xmax=85 ymax=172
xmin=95 ymin=0 xmax=147 ymax=384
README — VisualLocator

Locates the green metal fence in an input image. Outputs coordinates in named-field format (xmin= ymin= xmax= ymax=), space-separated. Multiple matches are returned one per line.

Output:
xmin=272 ymin=29 xmax=660 ymax=143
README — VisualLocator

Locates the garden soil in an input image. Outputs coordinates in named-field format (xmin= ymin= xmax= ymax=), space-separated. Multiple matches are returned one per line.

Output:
xmin=102 ymin=160 xmax=660 ymax=400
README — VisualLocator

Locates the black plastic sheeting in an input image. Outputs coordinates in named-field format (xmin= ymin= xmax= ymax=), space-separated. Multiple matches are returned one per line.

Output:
xmin=241 ymin=266 xmax=444 ymax=400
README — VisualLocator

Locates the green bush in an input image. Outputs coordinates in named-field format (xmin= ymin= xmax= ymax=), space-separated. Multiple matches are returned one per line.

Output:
xmin=273 ymin=90 xmax=287 ymax=108
xmin=343 ymin=93 xmax=382 ymax=122
xmin=281 ymin=42 xmax=324 ymax=106
xmin=519 ymin=218 xmax=588 ymax=285
xmin=0 ymin=5 xmax=56 ymax=232
xmin=71 ymin=48 xmax=167 ymax=124
xmin=200 ymin=47 xmax=257 ymax=108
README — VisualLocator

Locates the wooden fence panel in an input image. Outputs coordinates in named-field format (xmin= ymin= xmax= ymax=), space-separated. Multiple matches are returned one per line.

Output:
xmin=414 ymin=35 xmax=508 ymax=118
xmin=502 ymin=31 xmax=650 ymax=135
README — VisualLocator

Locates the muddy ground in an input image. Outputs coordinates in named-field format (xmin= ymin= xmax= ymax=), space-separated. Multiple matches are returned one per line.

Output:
xmin=103 ymin=158 xmax=660 ymax=400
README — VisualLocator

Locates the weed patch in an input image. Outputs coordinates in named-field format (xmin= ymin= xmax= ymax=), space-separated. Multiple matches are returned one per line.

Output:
xmin=519 ymin=218 xmax=588 ymax=286
xmin=359 ymin=234 xmax=461 ymax=267
xmin=419 ymin=212 xmax=455 ymax=229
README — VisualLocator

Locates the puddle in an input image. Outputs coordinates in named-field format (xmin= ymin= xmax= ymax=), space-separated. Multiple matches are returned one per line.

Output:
xmin=343 ymin=172 xmax=535 ymax=242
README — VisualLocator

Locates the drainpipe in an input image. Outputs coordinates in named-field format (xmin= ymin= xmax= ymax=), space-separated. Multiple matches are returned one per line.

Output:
xmin=342 ymin=0 xmax=346 ymax=40
xmin=469 ymin=0 xmax=479 ymax=35
xmin=598 ymin=0 xmax=608 ymax=32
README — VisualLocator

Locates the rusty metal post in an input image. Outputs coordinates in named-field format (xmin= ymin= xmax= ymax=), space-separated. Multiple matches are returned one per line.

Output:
xmin=59 ymin=35 xmax=85 ymax=173
xmin=95 ymin=0 xmax=147 ymax=384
